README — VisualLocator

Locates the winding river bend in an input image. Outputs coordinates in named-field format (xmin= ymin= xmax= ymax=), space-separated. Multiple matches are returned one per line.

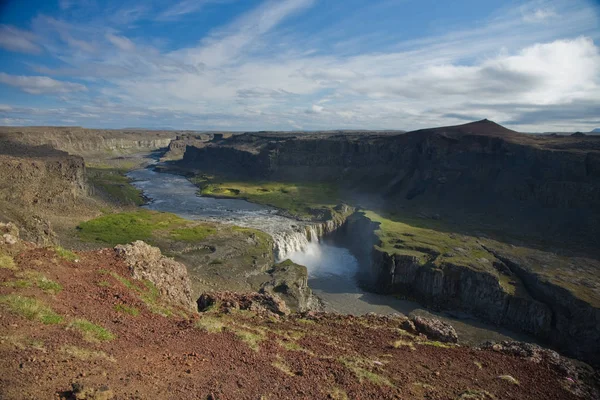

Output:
xmin=129 ymin=167 xmax=534 ymax=345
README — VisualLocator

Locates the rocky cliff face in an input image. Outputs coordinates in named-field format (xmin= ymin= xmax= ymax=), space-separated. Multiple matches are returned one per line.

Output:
xmin=0 ymin=145 xmax=87 ymax=207
xmin=0 ymin=126 xmax=175 ymax=157
xmin=181 ymin=120 xmax=600 ymax=244
xmin=340 ymin=211 xmax=600 ymax=366
xmin=114 ymin=240 xmax=195 ymax=310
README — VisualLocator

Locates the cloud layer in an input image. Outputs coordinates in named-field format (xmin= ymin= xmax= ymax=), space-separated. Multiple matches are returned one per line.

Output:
xmin=0 ymin=0 xmax=599 ymax=131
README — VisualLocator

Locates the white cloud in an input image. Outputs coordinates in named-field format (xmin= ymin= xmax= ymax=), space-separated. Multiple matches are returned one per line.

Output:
xmin=174 ymin=0 xmax=315 ymax=67
xmin=1 ymin=0 xmax=599 ymax=132
xmin=523 ymin=8 xmax=557 ymax=23
xmin=106 ymin=33 xmax=135 ymax=51
xmin=157 ymin=0 xmax=232 ymax=20
xmin=306 ymin=104 xmax=324 ymax=114
xmin=0 ymin=73 xmax=87 ymax=94
xmin=0 ymin=25 xmax=42 ymax=54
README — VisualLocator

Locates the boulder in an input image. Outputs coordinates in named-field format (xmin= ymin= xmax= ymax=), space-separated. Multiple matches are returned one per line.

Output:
xmin=197 ymin=291 xmax=290 ymax=317
xmin=114 ymin=241 xmax=194 ymax=310
xmin=410 ymin=315 xmax=458 ymax=343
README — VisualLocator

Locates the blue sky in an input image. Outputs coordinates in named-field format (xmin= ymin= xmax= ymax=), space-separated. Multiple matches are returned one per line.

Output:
xmin=0 ymin=0 xmax=599 ymax=131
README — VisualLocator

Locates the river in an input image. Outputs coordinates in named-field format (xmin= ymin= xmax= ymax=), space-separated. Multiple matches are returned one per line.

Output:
xmin=128 ymin=167 xmax=534 ymax=345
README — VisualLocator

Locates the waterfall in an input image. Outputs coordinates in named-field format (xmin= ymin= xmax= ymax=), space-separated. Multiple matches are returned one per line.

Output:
xmin=273 ymin=228 xmax=311 ymax=261
xmin=273 ymin=216 xmax=349 ymax=261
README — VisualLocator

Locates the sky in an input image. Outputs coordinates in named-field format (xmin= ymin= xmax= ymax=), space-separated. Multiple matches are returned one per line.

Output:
xmin=0 ymin=0 xmax=599 ymax=132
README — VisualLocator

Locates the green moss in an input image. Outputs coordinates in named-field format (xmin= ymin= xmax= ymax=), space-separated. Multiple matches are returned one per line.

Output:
xmin=114 ymin=304 xmax=140 ymax=316
xmin=54 ymin=246 xmax=78 ymax=262
xmin=70 ymin=318 xmax=115 ymax=342
xmin=4 ymin=271 xmax=63 ymax=294
xmin=60 ymin=345 xmax=116 ymax=362
xmin=196 ymin=178 xmax=343 ymax=220
xmin=497 ymin=375 xmax=519 ymax=385
xmin=418 ymin=340 xmax=453 ymax=348
xmin=97 ymin=281 xmax=111 ymax=288
xmin=392 ymin=339 xmax=415 ymax=350
xmin=87 ymin=167 xmax=145 ymax=206
xmin=170 ymin=224 xmax=216 ymax=241
xmin=77 ymin=210 xmax=186 ymax=246
xmin=0 ymin=295 xmax=63 ymax=324
xmin=328 ymin=388 xmax=349 ymax=400
xmin=0 ymin=252 xmax=16 ymax=270
xmin=233 ymin=327 xmax=266 ymax=352
xmin=195 ymin=316 xmax=226 ymax=333
xmin=339 ymin=357 xmax=394 ymax=388
xmin=272 ymin=356 xmax=295 ymax=377
xmin=109 ymin=272 xmax=172 ymax=316
xmin=361 ymin=211 xmax=512 ymax=285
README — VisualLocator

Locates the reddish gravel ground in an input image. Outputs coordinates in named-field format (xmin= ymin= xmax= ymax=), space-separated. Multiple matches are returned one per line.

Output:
xmin=0 ymin=245 xmax=595 ymax=399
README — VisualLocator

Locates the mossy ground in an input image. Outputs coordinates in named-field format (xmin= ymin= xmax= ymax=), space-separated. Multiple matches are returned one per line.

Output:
xmin=2 ymin=271 xmax=63 ymax=294
xmin=0 ymin=295 xmax=63 ymax=324
xmin=0 ymin=252 xmax=16 ymax=270
xmin=54 ymin=246 xmax=78 ymax=262
xmin=69 ymin=318 xmax=115 ymax=342
xmin=362 ymin=211 xmax=524 ymax=297
xmin=191 ymin=175 xmax=342 ymax=220
xmin=77 ymin=210 xmax=217 ymax=246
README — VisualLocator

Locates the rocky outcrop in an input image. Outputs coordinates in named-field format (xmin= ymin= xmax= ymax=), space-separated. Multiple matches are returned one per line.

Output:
xmin=114 ymin=241 xmax=194 ymax=310
xmin=197 ymin=291 xmax=290 ymax=316
xmin=485 ymin=247 xmax=600 ymax=367
xmin=0 ymin=143 xmax=87 ymax=207
xmin=410 ymin=315 xmax=459 ymax=343
xmin=479 ymin=341 xmax=600 ymax=399
xmin=260 ymin=261 xmax=319 ymax=312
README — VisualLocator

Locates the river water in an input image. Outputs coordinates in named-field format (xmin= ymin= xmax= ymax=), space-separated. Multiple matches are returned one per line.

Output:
xmin=129 ymin=167 xmax=534 ymax=345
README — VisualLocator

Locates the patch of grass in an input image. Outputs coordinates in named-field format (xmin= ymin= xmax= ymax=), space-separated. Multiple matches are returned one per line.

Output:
xmin=87 ymin=167 xmax=145 ymax=206
xmin=197 ymin=178 xmax=343 ymax=220
xmin=296 ymin=318 xmax=315 ymax=325
xmin=97 ymin=280 xmax=111 ymax=288
xmin=458 ymin=389 xmax=497 ymax=399
xmin=170 ymin=224 xmax=216 ymax=241
xmin=232 ymin=326 xmax=266 ymax=352
xmin=339 ymin=357 xmax=395 ymax=388
xmin=6 ymin=271 xmax=62 ymax=294
xmin=60 ymin=345 xmax=116 ymax=362
xmin=392 ymin=339 xmax=416 ymax=350
xmin=77 ymin=210 xmax=186 ymax=246
xmin=1 ymin=335 xmax=45 ymax=351
xmin=0 ymin=295 xmax=63 ymax=324
xmin=418 ymin=340 xmax=453 ymax=348
xmin=272 ymin=356 xmax=295 ymax=377
xmin=114 ymin=304 xmax=140 ymax=316
xmin=328 ymin=388 xmax=349 ymax=400
xmin=54 ymin=246 xmax=78 ymax=262
xmin=108 ymin=272 xmax=172 ymax=316
xmin=0 ymin=252 xmax=16 ymax=270
xmin=278 ymin=339 xmax=304 ymax=352
xmin=195 ymin=316 xmax=226 ymax=333
xmin=497 ymin=375 xmax=519 ymax=385
xmin=70 ymin=319 xmax=115 ymax=342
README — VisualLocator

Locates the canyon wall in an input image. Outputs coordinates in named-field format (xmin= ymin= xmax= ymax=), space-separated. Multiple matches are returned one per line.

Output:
xmin=181 ymin=120 xmax=600 ymax=245
xmin=338 ymin=212 xmax=600 ymax=366
xmin=0 ymin=126 xmax=175 ymax=157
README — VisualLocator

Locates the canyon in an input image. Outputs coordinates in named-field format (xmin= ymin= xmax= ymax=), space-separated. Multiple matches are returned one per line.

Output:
xmin=174 ymin=119 xmax=600 ymax=366
xmin=1 ymin=121 xmax=600 ymax=399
